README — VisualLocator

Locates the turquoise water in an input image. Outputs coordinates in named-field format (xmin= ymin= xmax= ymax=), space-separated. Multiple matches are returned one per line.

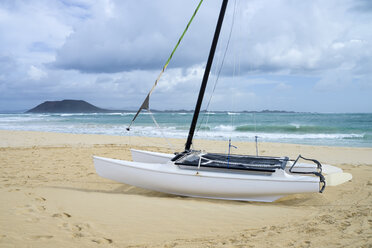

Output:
xmin=0 ymin=112 xmax=371 ymax=147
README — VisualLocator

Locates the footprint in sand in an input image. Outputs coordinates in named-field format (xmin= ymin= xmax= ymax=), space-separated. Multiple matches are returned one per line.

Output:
xmin=34 ymin=196 xmax=46 ymax=202
xmin=14 ymin=204 xmax=45 ymax=216
xmin=91 ymin=237 xmax=113 ymax=244
xmin=52 ymin=212 xmax=72 ymax=218
xmin=7 ymin=188 xmax=20 ymax=192
xmin=26 ymin=217 xmax=40 ymax=223
xmin=57 ymin=219 xmax=112 ymax=244
xmin=72 ymin=223 xmax=93 ymax=238
xmin=59 ymin=222 xmax=91 ymax=238
xmin=29 ymin=235 xmax=53 ymax=240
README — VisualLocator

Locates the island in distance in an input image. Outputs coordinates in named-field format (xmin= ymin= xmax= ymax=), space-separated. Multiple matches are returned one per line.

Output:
xmin=26 ymin=99 xmax=297 ymax=114
xmin=26 ymin=99 xmax=114 ymax=113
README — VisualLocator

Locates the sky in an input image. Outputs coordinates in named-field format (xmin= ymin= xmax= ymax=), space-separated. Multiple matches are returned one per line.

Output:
xmin=0 ymin=0 xmax=371 ymax=113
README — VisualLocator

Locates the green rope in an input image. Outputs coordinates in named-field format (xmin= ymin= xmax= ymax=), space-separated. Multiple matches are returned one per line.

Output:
xmin=163 ymin=0 xmax=203 ymax=71
xmin=128 ymin=0 xmax=204 ymax=130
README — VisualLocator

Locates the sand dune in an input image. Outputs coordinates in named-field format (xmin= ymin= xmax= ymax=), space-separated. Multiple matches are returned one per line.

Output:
xmin=0 ymin=130 xmax=371 ymax=247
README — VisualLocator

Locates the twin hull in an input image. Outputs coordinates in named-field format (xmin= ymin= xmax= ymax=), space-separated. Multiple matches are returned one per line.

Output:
xmin=93 ymin=151 xmax=321 ymax=202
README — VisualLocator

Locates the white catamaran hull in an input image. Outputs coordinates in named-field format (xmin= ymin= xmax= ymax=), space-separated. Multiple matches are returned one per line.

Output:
xmin=92 ymin=0 xmax=353 ymax=203
xmin=130 ymin=149 xmax=352 ymax=186
xmin=93 ymin=155 xmax=321 ymax=202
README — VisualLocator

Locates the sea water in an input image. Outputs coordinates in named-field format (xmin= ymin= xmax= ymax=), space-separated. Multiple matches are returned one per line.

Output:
xmin=0 ymin=112 xmax=371 ymax=147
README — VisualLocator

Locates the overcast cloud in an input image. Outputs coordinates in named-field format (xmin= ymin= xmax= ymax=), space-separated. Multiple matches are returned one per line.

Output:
xmin=0 ymin=0 xmax=371 ymax=112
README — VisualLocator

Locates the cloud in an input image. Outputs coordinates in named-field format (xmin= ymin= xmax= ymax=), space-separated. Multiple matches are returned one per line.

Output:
xmin=275 ymin=82 xmax=291 ymax=91
xmin=0 ymin=55 xmax=16 ymax=78
xmin=314 ymin=70 xmax=353 ymax=91
xmin=0 ymin=0 xmax=372 ymax=112
xmin=351 ymin=0 xmax=372 ymax=13
xmin=28 ymin=66 xmax=47 ymax=80
xmin=51 ymin=0 xmax=220 ymax=73
xmin=229 ymin=0 xmax=372 ymax=75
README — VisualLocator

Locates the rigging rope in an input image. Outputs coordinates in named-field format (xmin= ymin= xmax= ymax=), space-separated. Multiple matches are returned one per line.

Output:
xmin=127 ymin=0 xmax=204 ymax=131
xmin=229 ymin=0 xmax=240 ymax=141
xmin=148 ymin=110 xmax=175 ymax=153
xmin=195 ymin=0 xmax=237 ymax=136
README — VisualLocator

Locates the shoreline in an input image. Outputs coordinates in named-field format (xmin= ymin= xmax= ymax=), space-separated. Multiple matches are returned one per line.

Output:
xmin=2 ymin=129 xmax=371 ymax=148
xmin=0 ymin=130 xmax=371 ymax=247
xmin=1 ymin=112 xmax=371 ymax=148
xmin=1 ymin=129 xmax=372 ymax=165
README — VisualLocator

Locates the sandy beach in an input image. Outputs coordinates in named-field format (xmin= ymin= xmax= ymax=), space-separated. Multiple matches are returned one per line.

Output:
xmin=0 ymin=130 xmax=371 ymax=247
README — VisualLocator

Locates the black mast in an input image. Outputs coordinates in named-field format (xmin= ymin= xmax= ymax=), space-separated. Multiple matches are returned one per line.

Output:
xmin=185 ymin=0 xmax=229 ymax=151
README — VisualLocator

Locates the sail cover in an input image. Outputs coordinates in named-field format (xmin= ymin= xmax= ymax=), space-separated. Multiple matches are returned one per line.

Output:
xmin=127 ymin=0 xmax=204 ymax=130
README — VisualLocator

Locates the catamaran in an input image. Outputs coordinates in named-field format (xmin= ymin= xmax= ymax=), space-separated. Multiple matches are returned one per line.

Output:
xmin=93 ymin=0 xmax=351 ymax=202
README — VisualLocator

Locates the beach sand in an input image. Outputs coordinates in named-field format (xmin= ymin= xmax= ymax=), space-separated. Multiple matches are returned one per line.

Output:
xmin=0 ymin=130 xmax=371 ymax=247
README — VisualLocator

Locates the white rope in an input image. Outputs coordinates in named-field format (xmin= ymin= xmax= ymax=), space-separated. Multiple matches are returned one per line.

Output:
xmin=195 ymin=0 xmax=238 ymax=137
xmin=148 ymin=109 xmax=175 ymax=153
xmin=229 ymin=0 xmax=239 ymax=141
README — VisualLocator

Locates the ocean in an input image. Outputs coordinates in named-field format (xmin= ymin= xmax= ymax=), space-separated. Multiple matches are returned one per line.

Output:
xmin=0 ymin=112 xmax=371 ymax=147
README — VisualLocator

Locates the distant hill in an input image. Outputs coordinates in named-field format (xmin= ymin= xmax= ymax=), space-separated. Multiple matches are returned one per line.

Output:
xmin=26 ymin=100 xmax=109 ymax=113
xmin=26 ymin=99 xmax=300 ymax=114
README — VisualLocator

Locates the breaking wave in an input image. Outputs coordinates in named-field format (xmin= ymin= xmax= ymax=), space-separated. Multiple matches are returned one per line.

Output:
xmin=235 ymin=124 xmax=342 ymax=133
xmin=0 ymin=112 xmax=371 ymax=147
